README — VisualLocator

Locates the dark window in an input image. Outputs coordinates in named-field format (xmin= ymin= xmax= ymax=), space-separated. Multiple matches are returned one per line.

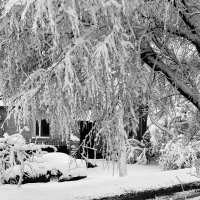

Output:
xmin=36 ymin=120 xmax=49 ymax=137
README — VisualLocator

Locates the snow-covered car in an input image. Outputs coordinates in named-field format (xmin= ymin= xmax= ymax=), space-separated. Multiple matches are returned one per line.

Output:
xmin=4 ymin=152 xmax=87 ymax=184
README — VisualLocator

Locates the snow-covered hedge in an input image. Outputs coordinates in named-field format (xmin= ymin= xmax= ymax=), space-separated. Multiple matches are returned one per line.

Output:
xmin=0 ymin=132 xmax=56 ymax=185
xmin=159 ymin=137 xmax=196 ymax=170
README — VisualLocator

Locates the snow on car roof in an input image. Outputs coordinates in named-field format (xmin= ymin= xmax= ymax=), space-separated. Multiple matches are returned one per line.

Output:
xmin=0 ymin=100 xmax=4 ymax=106
xmin=32 ymin=152 xmax=72 ymax=163
xmin=43 ymin=152 xmax=71 ymax=160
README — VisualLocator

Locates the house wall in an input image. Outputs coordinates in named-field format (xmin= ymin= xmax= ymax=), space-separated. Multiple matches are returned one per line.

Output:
xmin=0 ymin=106 xmax=102 ymax=158
xmin=0 ymin=106 xmax=80 ymax=153
xmin=0 ymin=106 xmax=65 ymax=142
xmin=0 ymin=106 xmax=33 ymax=141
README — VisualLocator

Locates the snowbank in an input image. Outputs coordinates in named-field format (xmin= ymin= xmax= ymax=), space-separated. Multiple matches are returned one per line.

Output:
xmin=0 ymin=161 xmax=199 ymax=200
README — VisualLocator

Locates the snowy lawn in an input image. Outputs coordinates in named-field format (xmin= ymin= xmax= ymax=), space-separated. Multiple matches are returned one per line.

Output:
xmin=0 ymin=160 xmax=199 ymax=200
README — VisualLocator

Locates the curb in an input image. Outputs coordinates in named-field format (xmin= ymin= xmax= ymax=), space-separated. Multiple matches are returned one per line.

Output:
xmin=94 ymin=181 xmax=200 ymax=200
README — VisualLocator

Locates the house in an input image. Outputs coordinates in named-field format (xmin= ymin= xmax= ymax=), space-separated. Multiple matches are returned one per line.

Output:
xmin=0 ymin=101 xmax=101 ymax=159
xmin=0 ymin=101 xmax=148 ymax=159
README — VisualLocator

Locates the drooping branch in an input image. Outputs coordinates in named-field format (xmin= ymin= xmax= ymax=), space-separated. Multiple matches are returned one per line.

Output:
xmin=140 ymin=41 xmax=200 ymax=110
xmin=179 ymin=0 xmax=200 ymax=31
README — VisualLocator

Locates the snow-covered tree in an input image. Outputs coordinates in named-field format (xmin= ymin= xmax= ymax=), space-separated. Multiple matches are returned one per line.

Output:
xmin=2 ymin=0 xmax=200 ymax=176
xmin=0 ymin=0 xmax=145 ymax=177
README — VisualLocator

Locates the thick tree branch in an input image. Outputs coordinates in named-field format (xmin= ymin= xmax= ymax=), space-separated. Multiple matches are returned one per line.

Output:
xmin=140 ymin=42 xmax=200 ymax=110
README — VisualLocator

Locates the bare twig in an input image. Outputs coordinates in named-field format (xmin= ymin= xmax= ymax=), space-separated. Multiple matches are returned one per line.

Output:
xmin=176 ymin=176 xmax=187 ymax=200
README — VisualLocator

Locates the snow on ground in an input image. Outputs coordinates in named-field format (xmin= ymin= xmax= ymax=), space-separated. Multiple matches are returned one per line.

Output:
xmin=0 ymin=160 xmax=199 ymax=200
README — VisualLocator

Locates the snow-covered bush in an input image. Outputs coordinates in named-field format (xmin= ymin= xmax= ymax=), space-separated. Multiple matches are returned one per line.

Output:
xmin=159 ymin=137 xmax=196 ymax=170
xmin=0 ymin=132 xmax=56 ymax=185
xmin=148 ymin=124 xmax=172 ymax=157
xmin=126 ymin=138 xmax=144 ymax=164
xmin=126 ymin=137 xmax=153 ymax=164
xmin=148 ymin=102 xmax=196 ymax=159
xmin=126 ymin=124 xmax=169 ymax=165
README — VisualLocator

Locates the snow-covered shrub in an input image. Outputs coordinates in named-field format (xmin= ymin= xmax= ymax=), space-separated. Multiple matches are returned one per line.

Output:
xmin=127 ymin=126 xmax=166 ymax=165
xmin=149 ymin=124 xmax=172 ymax=157
xmin=189 ymin=141 xmax=200 ymax=176
xmin=0 ymin=133 xmax=56 ymax=185
xmin=126 ymin=138 xmax=151 ymax=164
xmin=159 ymin=137 xmax=196 ymax=170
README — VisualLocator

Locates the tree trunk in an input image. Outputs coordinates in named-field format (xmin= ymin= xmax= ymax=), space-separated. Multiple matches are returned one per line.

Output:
xmin=137 ymin=104 xmax=149 ymax=141
xmin=118 ymin=139 xmax=127 ymax=177
xmin=118 ymin=107 xmax=127 ymax=177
